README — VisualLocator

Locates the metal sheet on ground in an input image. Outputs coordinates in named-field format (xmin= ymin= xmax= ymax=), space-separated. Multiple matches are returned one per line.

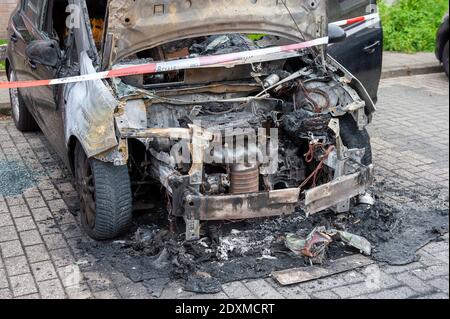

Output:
xmin=272 ymin=254 xmax=373 ymax=286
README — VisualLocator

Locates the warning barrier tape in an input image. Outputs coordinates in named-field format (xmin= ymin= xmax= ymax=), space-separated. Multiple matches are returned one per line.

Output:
xmin=330 ymin=13 xmax=379 ymax=27
xmin=0 ymin=37 xmax=329 ymax=90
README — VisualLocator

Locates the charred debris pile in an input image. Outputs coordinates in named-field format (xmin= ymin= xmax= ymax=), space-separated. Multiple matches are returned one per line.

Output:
xmin=78 ymin=182 xmax=448 ymax=295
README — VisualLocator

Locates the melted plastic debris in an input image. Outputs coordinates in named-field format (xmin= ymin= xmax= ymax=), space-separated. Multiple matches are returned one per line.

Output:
xmin=217 ymin=229 xmax=275 ymax=261
xmin=285 ymin=227 xmax=333 ymax=265
xmin=285 ymin=227 xmax=372 ymax=265
xmin=190 ymin=34 xmax=258 ymax=56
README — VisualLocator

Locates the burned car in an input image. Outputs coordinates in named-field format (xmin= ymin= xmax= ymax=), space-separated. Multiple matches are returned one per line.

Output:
xmin=5 ymin=0 xmax=381 ymax=240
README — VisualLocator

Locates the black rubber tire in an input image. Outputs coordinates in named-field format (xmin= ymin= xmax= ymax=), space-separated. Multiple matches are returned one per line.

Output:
xmin=75 ymin=143 xmax=133 ymax=240
xmin=443 ymin=41 xmax=449 ymax=78
xmin=339 ymin=114 xmax=372 ymax=166
xmin=8 ymin=69 xmax=39 ymax=132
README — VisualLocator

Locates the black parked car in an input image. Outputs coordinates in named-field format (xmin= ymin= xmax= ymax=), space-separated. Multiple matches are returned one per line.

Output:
xmin=436 ymin=13 xmax=449 ymax=77
xmin=328 ymin=0 xmax=383 ymax=103
xmin=5 ymin=0 xmax=383 ymax=241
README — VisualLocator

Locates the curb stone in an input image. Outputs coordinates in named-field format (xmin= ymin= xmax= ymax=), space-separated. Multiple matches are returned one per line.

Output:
xmin=381 ymin=64 xmax=444 ymax=79
xmin=0 ymin=104 xmax=10 ymax=116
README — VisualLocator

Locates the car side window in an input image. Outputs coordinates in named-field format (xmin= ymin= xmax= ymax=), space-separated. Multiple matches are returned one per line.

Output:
xmin=23 ymin=0 xmax=45 ymax=28
xmin=42 ymin=0 xmax=75 ymax=49
xmin=328 ymin=0 xmax=375 ymax=22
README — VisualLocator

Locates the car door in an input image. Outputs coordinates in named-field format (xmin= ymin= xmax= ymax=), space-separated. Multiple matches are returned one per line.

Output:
xmin=328 ymin=0 xmax=383 ymax=103
xmin=21 ymin=0 xmax=67 ymax=158
xmin=8 ymin=0 xmax=38 ymax=107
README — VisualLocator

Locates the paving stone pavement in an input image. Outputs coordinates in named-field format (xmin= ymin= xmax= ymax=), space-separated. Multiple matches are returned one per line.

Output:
xmin=0 ymin=73 xmax=449 ymax=299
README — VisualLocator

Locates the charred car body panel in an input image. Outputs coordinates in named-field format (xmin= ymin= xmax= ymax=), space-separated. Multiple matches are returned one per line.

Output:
xmin=105 ymin=0 xmax=326 ymax=65
xmin=6 ymin=0 xmax=382 ymax=240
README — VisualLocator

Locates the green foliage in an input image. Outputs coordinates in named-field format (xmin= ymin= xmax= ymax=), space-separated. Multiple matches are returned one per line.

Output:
xmin=379 ymin=0 xmax=448 ymax=52
xmin=0 ymin=39 xmax=6 ymax=70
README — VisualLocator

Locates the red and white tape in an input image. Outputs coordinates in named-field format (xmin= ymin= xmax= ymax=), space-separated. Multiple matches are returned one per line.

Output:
xmin=330 ymin=13 xmax=379 ymax=27
xmin=0 ymin=37 xmax=329 ymax=90
xmin=0 ymin=13 xmax=379 ymax=90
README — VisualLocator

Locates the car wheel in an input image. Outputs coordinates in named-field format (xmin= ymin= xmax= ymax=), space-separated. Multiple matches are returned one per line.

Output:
xmin=8 ymin=69 xmax=39 ymax=132
xmin=74 ymin=143 xmax=133 ymax=240
xmin=443 ymin=41 xmax=449 ymax=78
xmin=339 ymin=114 xmax=372 ymax=166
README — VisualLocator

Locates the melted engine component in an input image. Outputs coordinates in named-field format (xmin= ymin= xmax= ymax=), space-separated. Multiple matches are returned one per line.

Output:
xmin=203 ymin=174 xmax=230 ymax=195
xmin=266 ymin=142 xmax=306 ymax=190
xmin=230 ymin=163 xmax=260 ymax=195
xmin=282 ymin=108 xmax=332 ymax=142
xmin=134 ymin=57 xmax=364 ymax=202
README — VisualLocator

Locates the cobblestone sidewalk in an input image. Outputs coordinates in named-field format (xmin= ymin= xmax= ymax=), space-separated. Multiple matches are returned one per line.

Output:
xmin=0 ymin=73 xmax=449 ymax=299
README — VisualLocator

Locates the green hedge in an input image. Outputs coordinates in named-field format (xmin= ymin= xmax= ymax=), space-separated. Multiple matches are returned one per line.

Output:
xmin=0 ymin=39 xmax=6 ymax=71
xmin=379 ymin=0 xmax=449 ymax=52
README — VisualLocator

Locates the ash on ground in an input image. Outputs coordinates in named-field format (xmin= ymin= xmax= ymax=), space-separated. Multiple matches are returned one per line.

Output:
xmin=77 ymin=180 xmax=449 ymax=295
xmin=0 ymin=160 xmax=37 ymax=197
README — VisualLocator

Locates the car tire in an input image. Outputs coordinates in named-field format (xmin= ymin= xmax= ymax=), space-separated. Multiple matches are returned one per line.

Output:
xmin=8 ymin=69 xmax=39 ymax=132
xmin=443 ymin=41 xmax=449 ymax=78
xmin=339 ymin=114 xmax=372 ymax=166
xmin=74 ymin=143 xmax=133 ymax=240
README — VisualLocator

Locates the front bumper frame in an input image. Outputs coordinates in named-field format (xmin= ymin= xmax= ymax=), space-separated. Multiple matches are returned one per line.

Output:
xmin=116 ymin=120 xmax=375 ymax=241
xmin=182 ymin=165 xmax=374 ymax=240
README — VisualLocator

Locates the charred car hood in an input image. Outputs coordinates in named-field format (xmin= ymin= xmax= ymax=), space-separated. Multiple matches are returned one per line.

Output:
xmin=106 ymin=0 xmax=327 ymax=63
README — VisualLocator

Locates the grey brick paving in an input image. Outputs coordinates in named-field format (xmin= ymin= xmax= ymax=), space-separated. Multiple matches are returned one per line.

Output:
xmin=0 ymin=240 xmax=24 ymax=258
xmin=25 ymin=244 xmax=51 ymax=264
xmin=367 ymin=286 xmax=418 ymax=299
xmin=394 ymin=272 xmax=435 ymax=294
xmin=93 ymin=289 xmax=121 ymax=299
xmin=9 ymin=273 xmax=38 ymax=297
xmin=0 ymin=73 xmax=448 ymax=299
xmin=222 ymin=281 xmax=257 ymax=299
xmin=5 ymin=256 xmax=30 ymax=277
xmin=37 ymin=279 xmax=66 ymax=299
xmin=0 ymin=269 xmax=8 ymax=289
xmin=19 ymin=230 xmax=43 ymax=247
xmin=244 ymin=279 xmax=285 ymax=299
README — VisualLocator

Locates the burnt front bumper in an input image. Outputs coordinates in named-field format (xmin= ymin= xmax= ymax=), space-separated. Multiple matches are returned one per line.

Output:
xmin=185 ymin=188 xmax=301 ymax=221
xmin=182 ymin=165 xmax=374 ymax=239
xmin=304 ymin=164 xmax=374 ymax=215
